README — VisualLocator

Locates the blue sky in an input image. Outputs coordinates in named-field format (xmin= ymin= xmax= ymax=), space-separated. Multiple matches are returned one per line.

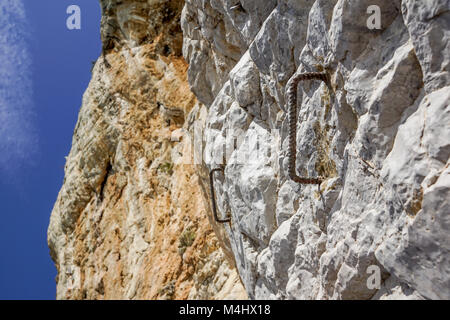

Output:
xmin=0 ymin=1 xmax=101 ymax=299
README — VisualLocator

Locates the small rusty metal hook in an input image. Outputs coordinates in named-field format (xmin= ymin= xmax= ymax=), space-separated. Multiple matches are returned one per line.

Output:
xmin=286 ymin=72 xmax=329 ymax=185
xmin=209 ymin=167 xmax=232 ymax=223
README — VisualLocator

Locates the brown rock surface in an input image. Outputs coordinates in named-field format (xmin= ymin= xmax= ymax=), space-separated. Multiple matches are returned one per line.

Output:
xmin=47 ymin=0 xmax=246 ymax=300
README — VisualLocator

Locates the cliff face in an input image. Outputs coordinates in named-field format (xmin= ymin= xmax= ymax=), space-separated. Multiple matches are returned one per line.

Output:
xmin=182 ymin=0 xmax=449 ymax=299
xmin=47 ymin=0 xmax=246 ymax=300
xmin=49 ymin=0 xmax=449 ymax=300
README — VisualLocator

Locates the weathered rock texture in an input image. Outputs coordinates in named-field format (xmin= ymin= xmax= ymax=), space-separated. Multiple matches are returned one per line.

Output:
xmin=182 ymin=0 xmax=449 ymax=299
xmin=48 ymin=0 xmax=247 ymax=300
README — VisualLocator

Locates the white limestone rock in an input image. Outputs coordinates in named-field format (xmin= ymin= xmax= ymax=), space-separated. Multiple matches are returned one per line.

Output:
xmin=182 ymin=0 xmax=450 ymax=299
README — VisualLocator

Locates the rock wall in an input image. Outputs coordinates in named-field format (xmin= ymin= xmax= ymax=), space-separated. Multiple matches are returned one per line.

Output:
xmin=47 ymin=0 xmax=247 ymax=300
xmin=48 ymin=0 xmax=449 ymax=300
xmin=182 ymin=0 xmax=449 ymax=299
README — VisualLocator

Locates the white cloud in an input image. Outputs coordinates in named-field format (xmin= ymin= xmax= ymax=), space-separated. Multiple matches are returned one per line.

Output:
xmin=0 ymin=0 xmax=38 ymax=176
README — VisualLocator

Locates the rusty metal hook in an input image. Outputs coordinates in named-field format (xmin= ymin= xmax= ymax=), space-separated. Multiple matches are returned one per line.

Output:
xmin=286 ymin=72 xmax=329 ymax=185
xmin=209 ymin=167 xmax=232 ymax=223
